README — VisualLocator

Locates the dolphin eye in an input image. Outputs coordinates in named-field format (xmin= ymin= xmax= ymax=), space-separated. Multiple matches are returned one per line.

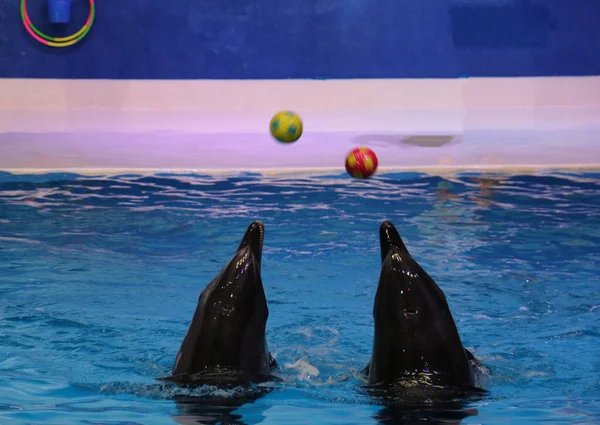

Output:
xmin=404 ymin=309 xmax=419 ymax=318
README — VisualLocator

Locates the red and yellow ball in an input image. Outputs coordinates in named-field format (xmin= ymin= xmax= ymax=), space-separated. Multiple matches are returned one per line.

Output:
xmin=345 ymin=147 xmax=379 ymax=179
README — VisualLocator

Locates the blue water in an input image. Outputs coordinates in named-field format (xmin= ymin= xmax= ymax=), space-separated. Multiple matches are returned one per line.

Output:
xmin=1 ymin=171 xmax=599 ymax=425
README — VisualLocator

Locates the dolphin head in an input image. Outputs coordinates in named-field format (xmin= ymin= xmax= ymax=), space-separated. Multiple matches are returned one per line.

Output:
xmin=206 ymin=220 xmax=266 ymax=317
xmin=368 ymin=221 xmax=473 ymax=387
xmin=170 ymin=221 xmax=273 ymax=380
xmin=235 ymin=220 xmax=264 ymax=271
xmin=376 ymin=221 xmax=452 ymax=331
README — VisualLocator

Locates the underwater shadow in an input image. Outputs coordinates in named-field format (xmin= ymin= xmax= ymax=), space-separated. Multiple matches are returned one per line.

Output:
xmin=373 ymin=401 xmax=479 ymax=425
xmin=169 ymin=385 xmax=274 ymax=425
xmin=367 ymin=386 xmax=487 ymax=425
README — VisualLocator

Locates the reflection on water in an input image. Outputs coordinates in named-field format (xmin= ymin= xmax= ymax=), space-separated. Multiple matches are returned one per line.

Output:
xmin=167 ymin=385 xmax=483 ymax=425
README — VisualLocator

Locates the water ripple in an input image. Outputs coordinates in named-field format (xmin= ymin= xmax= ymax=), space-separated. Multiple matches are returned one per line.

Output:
xmin=1 ymin=171 xmax=600 ymax=424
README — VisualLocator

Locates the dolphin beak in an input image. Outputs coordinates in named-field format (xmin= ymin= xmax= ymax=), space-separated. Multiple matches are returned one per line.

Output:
xmin=237 ymin=221 xmax=265 ymax=269
xmin=379 ymin=221 xmax=410 ymax=263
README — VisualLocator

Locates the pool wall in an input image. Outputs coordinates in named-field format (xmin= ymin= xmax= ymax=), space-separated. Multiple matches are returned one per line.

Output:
xmin=2 ymin=77 xmax=599 ymax=173
xmin=1 ymin=0 xmax=599 ymax=173
xmin=3 ymin=0 xmax=600 ymax=79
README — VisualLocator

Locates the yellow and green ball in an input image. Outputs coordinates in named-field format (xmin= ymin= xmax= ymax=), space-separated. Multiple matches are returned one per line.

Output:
xmin=270 ymin=111 xmax=303 ymax=143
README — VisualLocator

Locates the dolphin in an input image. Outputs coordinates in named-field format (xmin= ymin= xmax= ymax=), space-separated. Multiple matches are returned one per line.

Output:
xmin=363 ymin=221 xmax=486 ymax=390
xmin=161 ymin=221 xmax=277 ymax=386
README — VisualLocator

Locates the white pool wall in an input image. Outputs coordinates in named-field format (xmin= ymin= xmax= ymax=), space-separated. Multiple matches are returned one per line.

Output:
xmin=0 ymin=77 xmax=599 ymax=175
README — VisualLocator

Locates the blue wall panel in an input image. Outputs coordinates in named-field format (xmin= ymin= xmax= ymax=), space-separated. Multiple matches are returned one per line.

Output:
xmin=0 ymin=0 xmax=599 ymax=79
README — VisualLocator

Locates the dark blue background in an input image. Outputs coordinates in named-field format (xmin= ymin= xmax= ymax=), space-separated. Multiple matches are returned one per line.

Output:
xmin=1 ymin=0 xmax=599 ymax=79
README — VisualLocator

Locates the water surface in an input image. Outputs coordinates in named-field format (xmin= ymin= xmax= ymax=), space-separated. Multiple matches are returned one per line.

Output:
xmin=1 ymin=171 xmax=599 ymax=424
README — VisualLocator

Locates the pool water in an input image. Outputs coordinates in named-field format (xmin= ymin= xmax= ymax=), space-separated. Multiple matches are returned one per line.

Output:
xmin=0 ymin=171 xmax=599 ymax=425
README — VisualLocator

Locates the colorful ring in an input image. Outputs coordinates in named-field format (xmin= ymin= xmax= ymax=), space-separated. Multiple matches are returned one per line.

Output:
xmin=21 ymin=0 xmax=95 ymax=48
